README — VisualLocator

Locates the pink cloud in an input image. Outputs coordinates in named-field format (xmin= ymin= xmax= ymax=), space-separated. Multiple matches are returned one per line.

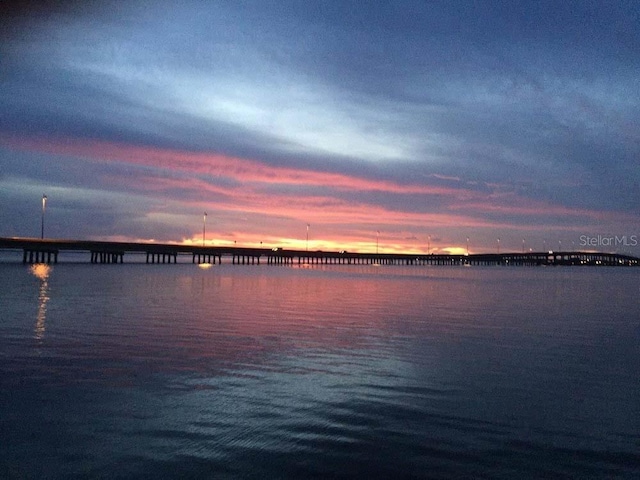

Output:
xmin=1 ymin=134 xmax=477 ymax=198
xmin=4 ymin=133 xmax=637 ymax=252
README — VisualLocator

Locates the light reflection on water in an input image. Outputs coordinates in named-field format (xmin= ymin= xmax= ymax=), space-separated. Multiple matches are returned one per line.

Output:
xmin=0 ymin=264 xmax=639 ymax=478
xmin=30 ymin=263 xmax=51 ymax=340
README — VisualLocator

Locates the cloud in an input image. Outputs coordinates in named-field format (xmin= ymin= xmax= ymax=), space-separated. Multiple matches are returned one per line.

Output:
xmin=1 ymin=0 xmax=639 ymax=252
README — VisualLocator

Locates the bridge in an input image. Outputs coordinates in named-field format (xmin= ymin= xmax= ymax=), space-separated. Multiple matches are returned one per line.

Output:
xmin=0 ymin=237 xmax=638 ymax=267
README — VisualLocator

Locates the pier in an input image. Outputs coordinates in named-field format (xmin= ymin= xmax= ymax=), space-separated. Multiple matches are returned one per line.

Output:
xmin=1 ymin=237 xmax=638 ymax=267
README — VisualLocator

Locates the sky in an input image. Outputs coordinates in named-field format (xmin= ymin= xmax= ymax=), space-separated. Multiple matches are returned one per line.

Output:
xmin=1 ymin=0 xmax=639 ymax=254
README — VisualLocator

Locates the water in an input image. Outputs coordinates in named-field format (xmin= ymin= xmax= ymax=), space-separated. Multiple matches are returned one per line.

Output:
xmin=1 ymin=263 xmax=639 ymax=479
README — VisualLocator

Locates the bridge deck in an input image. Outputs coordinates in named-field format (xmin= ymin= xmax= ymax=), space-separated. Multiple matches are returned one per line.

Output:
xmin=1 ymin=237 xmax=638 ymax=266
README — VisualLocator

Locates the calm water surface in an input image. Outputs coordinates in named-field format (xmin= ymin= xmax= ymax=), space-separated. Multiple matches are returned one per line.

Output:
xmin=1 ymin=263 xmax=639 ymax=478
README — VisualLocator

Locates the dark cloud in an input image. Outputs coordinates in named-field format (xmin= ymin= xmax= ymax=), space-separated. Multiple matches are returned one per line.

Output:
xmin=1 ymin=0 xmax=639 ymax=251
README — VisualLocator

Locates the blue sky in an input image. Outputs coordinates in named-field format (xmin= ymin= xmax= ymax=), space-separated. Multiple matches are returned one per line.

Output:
xmin=1 ymin=0 xmax=638 ymax=253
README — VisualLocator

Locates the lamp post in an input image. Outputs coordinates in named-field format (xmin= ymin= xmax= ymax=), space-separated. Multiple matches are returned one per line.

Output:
xmin=497 ymin=237 xmax=500 ymax=254
xmin=306 ymin=223 xmax=310 ymax=252
xmin=376 ymin=230 xmax=380 ymax=255
xmin=202 ymin=212 xmax=207 ymax=247
xmin=41 ymin=194 xmax=47 ymax=239
xmin=522 ymin=238 xmax=525 ymax=254
xmin=466 ymin=237 xmax=469 ymax=255
xmin=428 ymin=235 xmax=431 ymax=255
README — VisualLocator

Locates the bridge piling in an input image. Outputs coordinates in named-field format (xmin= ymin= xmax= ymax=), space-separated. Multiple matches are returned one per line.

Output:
xmin=91 ymin=251 xmax=124 ymax=264
xmin=23 ymin=248 xmax=58 ymax=264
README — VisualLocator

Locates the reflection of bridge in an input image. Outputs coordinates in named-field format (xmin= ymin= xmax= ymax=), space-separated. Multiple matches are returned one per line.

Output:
xmin=1 ymin=237 xmax=638 ymax=266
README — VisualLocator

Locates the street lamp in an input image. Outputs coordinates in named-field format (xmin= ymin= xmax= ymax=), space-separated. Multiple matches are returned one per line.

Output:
xmin=41 ymin=194 xmax=47 ymax=239
xmin=306 ymin=223 xmax=310 ymax=252
xmin=497 ymin=237 xmax=500 ymax=254
xmin=376 ymin=230 xmax=380 ymax=255
xmin=466 ymin=237 xmax=469 ymax=255
xmin=202 ymin=212 xmax=207 ymax=247
xmin=522 ymin=238 xmax=525 ymax=254
xmin=428 ymin=235 xmax=431 ymax=255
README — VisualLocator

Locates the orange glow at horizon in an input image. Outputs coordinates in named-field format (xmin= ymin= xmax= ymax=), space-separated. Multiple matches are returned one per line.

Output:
xmin=182 ymin=232 xmax=472 ymax=255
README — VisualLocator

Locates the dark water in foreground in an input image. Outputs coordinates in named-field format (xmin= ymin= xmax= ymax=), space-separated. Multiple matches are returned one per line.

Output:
xmin=1 ymin=263 xmax=639 ymax=479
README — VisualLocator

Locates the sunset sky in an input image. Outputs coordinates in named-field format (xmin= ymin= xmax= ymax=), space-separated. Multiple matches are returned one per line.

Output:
xmin=1 ymin=1 xmax=639 ymax=254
